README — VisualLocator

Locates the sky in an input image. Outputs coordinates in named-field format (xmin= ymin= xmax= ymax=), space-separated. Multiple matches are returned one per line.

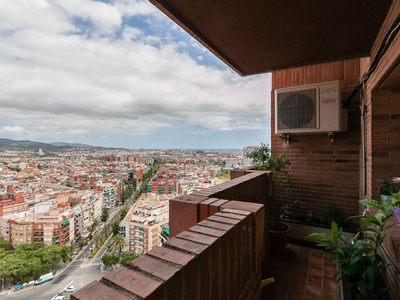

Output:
xmin=0 ymin=0 xmax=272 ymax=149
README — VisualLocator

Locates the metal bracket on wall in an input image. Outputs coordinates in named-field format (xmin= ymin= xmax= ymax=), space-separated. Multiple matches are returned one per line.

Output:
xmin=279 ymin=134 xmax=290 ymax=144
xmin=328 ymin=132 xmax=334 ymax=143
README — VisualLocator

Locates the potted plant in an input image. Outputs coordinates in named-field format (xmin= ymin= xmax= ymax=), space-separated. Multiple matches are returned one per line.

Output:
xmin=246 ymin=143 xmax=292 ymax=255
xmin=320 ymin=203 xmax=344 ymax=225
xmin=378 ymin=181 xmax=395 ymax=205
xmin=307 ymin=199 xmax=395 ymax=300
xmin=281 ymin=201 xmax=357 ymax=246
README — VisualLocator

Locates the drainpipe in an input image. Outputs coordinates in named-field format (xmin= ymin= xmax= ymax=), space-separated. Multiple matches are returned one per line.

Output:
xmin=360 ymin=81 xmax=366 ymax=200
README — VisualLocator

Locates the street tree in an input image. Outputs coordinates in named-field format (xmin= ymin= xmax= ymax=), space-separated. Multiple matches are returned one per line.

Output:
xmin=109 ymin=234 xmax=127 ymax=263
xmin=69 ymin=243 xmax=76 ymax=254
xmin=94 ymin=233 xmax=101 ymax=248
xmin=100 ymin=208 xmax=109 ymax=223
xmin=112 ymin=222 xmax=119 ymax=236
xmin=61 ymin=245 xmax=71 ymax=262
xmin=0 ymin=237 xmax=11 ymax=251
xmin=101 ymin=253 xmax=118 ymax=268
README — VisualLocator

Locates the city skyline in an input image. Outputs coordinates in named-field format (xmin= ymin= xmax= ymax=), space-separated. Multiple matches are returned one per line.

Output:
xmin=0 ymin=0 xmax=271 ymax=149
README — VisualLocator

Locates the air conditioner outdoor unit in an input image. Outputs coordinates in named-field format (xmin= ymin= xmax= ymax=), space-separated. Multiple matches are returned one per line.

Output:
xmin=275 ymin=80 xmax=347 ymax=134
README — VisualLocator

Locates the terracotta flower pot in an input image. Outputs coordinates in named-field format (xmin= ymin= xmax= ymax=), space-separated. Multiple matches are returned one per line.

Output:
xmin=270 ymin=222 xmax=290 ymax=256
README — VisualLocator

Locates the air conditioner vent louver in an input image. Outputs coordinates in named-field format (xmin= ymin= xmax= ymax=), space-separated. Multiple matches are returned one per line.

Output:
xmin=277 ymin=89 xmax=317 ymax=130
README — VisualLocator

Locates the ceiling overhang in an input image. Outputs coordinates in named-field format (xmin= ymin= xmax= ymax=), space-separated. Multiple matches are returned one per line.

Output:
xmin=149 ymin=0 xmax=393 ymax=76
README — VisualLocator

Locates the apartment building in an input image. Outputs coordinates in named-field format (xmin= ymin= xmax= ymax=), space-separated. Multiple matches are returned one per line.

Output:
xmin=10 ymin=217 xmax=34 ymax=248
xmin=92 ymin=180 xmax=120 ymax=209
xmin=33 ymin=203 xmax=74 ymax=247
xmin=0 ymin=210 xmax=32 ymax=243
xmin=147 ymin=181 xmax=178 ymax=195
xmin=72 ymin=206 xmax=83 ymax=242
xmin=120 ymin=195 xmax=169 ymax=254
xmin=68 ymin=191 xmax=103 ymax=229
xmin=0 ymin=187 xmax=28 ymax=217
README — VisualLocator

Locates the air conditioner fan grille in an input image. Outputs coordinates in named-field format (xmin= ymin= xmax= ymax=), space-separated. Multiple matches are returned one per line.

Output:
xmin=277 ymin=88 xmax=317 ymax=130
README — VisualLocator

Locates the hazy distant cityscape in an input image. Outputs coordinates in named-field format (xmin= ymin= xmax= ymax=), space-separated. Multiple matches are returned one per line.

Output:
xmin=0 ymin=141 xmax=250 ymax=299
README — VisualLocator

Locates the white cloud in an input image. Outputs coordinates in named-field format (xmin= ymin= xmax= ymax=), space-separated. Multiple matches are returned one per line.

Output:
xmin=0 ymin=0 xmax=271 ymax=143
xmin=101 ymin=136 xmax=106 ymax=139
xmin=0 ymin=126 xmax=26 ymax=133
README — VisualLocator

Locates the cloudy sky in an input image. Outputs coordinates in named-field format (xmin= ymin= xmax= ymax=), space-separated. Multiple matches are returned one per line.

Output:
xmin=0 ymin=0 xmax=271 ymax=149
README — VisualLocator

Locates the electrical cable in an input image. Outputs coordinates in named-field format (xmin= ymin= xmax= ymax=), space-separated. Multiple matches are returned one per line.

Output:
xmin=343 ymin=12 xmax=400 ymax=109
xmin=340 ymin=11 xmax=400 ymax=200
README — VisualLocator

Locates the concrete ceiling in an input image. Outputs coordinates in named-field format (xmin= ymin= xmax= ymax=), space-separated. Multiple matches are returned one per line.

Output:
xmin=150 ymin=0 xmax=393 ymax=76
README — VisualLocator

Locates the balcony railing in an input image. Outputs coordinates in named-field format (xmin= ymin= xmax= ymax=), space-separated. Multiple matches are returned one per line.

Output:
xmin=71 ymin=170 xmax=272 ymax=300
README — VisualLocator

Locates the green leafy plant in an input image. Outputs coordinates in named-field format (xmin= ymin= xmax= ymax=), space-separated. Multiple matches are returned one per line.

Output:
xmin=320 ymin=204 xmax=344 ymax=225
xmin=378 ymin=181 xmax=393 ymax=196
xmin=307 ymin=199 xmax=396 ymax=299
xmin=281 ymin=200 xmax=314 ymax=222
xmin=302 ymin=209 xmax=313 ymax=222
xmin=246 ymin=142 xmax=292 ymax=231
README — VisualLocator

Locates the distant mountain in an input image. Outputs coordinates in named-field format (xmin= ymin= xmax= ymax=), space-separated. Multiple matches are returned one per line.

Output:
xmin=51 ymin=142 xmax=96 ymax=148
xmin=0 ymin=138 xmax=62 ymax=149
xmin=0 ymin=138 xmax=123 ymax=151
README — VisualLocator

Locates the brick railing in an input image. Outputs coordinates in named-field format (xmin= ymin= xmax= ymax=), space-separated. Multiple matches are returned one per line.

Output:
xmin=71 ymin=171 xmax=271 ymax=300
xmin=169 ymin=171 xmax=272 ymax=260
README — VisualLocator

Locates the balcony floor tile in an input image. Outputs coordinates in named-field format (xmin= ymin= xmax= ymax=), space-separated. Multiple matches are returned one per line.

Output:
xmin=262 ymin=240 xmax=340 ymax=300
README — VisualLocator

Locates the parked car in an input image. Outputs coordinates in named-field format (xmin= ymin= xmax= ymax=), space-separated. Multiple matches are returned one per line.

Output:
xmin=65 ymin=285 xmax=77 ymax=292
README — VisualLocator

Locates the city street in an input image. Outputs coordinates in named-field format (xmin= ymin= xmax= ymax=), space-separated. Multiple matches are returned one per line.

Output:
xmin=4 ymin=234 xmax=114 ymax=300
xmin=1 ymin=187 xmax=134 ymax=300
xmin=3 ymin=209 xmax=120 ymax=300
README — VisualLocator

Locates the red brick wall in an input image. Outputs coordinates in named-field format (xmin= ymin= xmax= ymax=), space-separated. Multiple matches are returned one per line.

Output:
xmin=363 ymin=1 xmax=400 ymax=200
xmin=366 ymin=89 xmax=400 ymax=200
xmin=362 ymin=5 xmax=400 ymax=296
xmin=271 ymin=59 xmax=362 ymax=220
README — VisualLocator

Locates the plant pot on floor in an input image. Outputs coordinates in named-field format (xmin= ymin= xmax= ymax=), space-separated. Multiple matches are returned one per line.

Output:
xmin=282 ymin=217 xmax=358 ymax=247
xmin=270 ymin=222 xmax=290 ymax=255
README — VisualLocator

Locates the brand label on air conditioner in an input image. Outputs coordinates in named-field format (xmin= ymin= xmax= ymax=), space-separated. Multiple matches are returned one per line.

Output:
xmin=321 ymin=97 xmax=337 ymax=106
xmin=321 ymin=87 xmax=336 ymax=94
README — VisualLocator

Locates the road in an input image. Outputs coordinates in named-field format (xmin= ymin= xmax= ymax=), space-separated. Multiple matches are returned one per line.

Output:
xmin=4 ymin=197 xmax=134 ymax=300
xmin=5 ymin=220 xmax=117 ymax=300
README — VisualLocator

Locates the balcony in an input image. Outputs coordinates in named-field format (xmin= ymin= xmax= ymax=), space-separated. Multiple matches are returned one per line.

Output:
xmin=71 ymin=0 xmax=400 ymax=299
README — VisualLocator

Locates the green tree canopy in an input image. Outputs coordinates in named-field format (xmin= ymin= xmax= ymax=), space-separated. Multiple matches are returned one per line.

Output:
xmin=121 ymin=252 xmax=142 ymax=266
xmin=109 ymin=234 xmax=127 ymax=262
xmin=101 ymin=253 xmax=119 ymax=268
xmin=100 ymin=208 xmax=109 ymax=223
xmin=0 ymin=237 xmax=11 ymax=251
xmin=112 ymin=222 xmax=119 ymax=236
